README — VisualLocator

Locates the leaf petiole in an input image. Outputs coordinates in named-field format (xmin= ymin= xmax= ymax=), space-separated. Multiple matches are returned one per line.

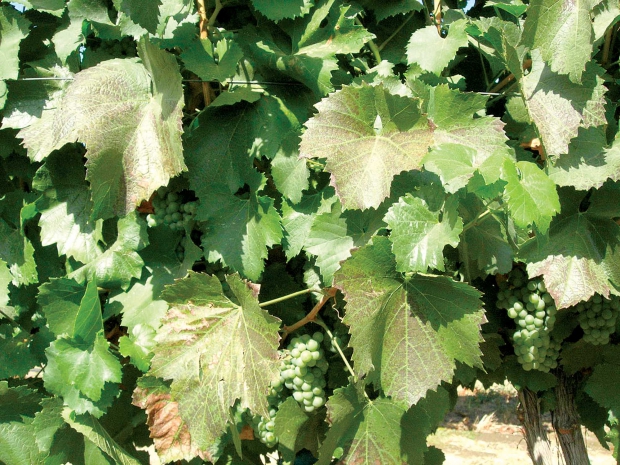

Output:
xmin=314 ymin=318 xmax=358 ymax=384
xmin=461 ymin=208 xmax=493 ymax=233
xmin=259 ymin=288 xmax=315 ymax=308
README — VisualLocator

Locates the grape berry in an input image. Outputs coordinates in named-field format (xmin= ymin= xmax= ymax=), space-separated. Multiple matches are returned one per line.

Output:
xmin=146 ymin=188 xmax=198 ymax=231
xmin=575 ymin=294 xmax=619 ymax=345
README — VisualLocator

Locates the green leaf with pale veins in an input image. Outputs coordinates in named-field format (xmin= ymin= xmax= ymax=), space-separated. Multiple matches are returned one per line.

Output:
xmin=520 ymin=50 xmax=607 ymax=158
xmin=334 ymin=237 xmax=484 ymax=407
xmin=69 ymin=212 xmax=147 ymax=291
xmin=522 ymin=0 xmax=601 ymax=83
xmin=33 ymin=146 xmax=104 ymax=263
xmin=406 ymin=19 xmax=469 ymax=74
xmin=252 ymin=0 xmax=314 ymax=21
xmin=0 ymin=5 xmax=31 ymax=110
xmin=44 ymin=332 xmax=122 ymax=417
xmin=149 ymin=273 xmax=281 ymax=452
xmin=502 ymin=160 xmax=560 ymax=233
xmin=301 ymin=83 xmax=510 ymax=210
xmin=19 ymin=38 xmax=186 ymax=220
xmin=385 ymin=194 xmax=463 ymax=273
xmin=524 ymin=184 xmax=620 ymax=309
xmin=317 ymin=383 xmax=451 ymax=465
xmin=38 ymin=278 xmax=103 ymax=343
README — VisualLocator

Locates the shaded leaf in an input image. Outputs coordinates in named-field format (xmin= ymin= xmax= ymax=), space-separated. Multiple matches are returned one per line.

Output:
xmin=252 ymin=0 xmax=314 ymax=21
xmin=0 ymin=5 xmax=31 ymax=109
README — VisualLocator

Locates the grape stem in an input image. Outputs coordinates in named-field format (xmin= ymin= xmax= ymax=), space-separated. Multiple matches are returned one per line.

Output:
xmin=258 ymin=288 xmax=316 ymax=308
xmin=461 ymin=208 xmax=492 ymax=233
xmin=314 ymin=318 xmax=358 ymax=384
xmin=281 ymin=288 xmax=337 ymax=339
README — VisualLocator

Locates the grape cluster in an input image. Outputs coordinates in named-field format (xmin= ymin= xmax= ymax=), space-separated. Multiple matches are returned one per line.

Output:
xmin=146 ymin=188 xmax=198 ymax=231
xmin=99 ymin=36 xmax=137 ymax=57
xmin=279 ymin=332 xmax=329 ymax=413
xmin=575 ymin=294 xmax=619 ymax=345
xmin=496 ymin=269 xmax=559 ymax=372
xmin=252 ymin=406 xmax=278 ymax=448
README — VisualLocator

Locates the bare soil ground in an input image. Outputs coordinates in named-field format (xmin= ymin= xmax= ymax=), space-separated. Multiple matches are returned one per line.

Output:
xmin=427 ymin=383 xmax=617 ymax=464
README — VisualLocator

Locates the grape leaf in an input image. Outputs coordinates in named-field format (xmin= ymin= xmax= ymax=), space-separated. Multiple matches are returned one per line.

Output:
xmin=274 ymin=397 xmax=313 ymax=464
xmin=520 ymin=50 xmax=607 ymax=157
xmin=33 ymin=147 xmax=104 ymax=264
xmin=357 ymin=0 xmax=423 ymax=22
xmin=181 ymin=36 xmax=244 ymax=82
xmin=19 ymin=38 xmax=186 ymax=220
xmin=132 ymin=376 xmax=212 ymax=463
xmin=502 ymin=159 xmax=560 ymax=233
xmin=473 ymin=17 xmax=526 ymax=81
xmin=0 ymin=325 xmax=41 ymax=378
xmin=585 ymin=363 xmax=620 ymax=413
xmin=385 ymin=194 xmax=463 ymax=273
xmin=252 ymin=0 xmax=314 ymax=21
xmin=406 ymin=19 xmax=469 ymax=74
xmin=0 ymin=5 xmax=31 ymax=110
xmin=0 ymin=219 xmax=38 ymax=286
xmin=524 ymin=185 xmax=620 ymax=309
xmin=317 ymin=383 xmax=450 ymax=465
xmin=239 ymin=0 xmax=373 ymax=97
xmin=148 ymin=273 xmax=281 ymax=452
xmin=522 ymin=0 xmax=601 ymax=83
xmin=62 ymin=408 xmax=142 ymax=465
xmin=118 ymin=324 xmax=157 ymax=372
xmin=69 ymin=212 xmax=147 ymax=291
xmin=0 ymin=259 xmax=10 ymax=306
xmin=115 ymin=0 xmax=162 ymax=34
xmin=271 ymin=135 xmax=310 ymax=204
xmin=0 ymin=420 xmax=41 ymax=465
xmin=38 ymin=278 xmax=103 ymax=344
xmin=44 ymin=332 xmax=122 ymax=417
xmin=334 ymin=237 xmax=484 ymax=407
xmin=301 ymin=83 xmax=510 ymax=210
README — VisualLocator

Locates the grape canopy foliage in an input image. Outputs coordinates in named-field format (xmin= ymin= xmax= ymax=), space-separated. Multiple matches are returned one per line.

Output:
xmin=0 ymin=0 xmax=619 ymax=464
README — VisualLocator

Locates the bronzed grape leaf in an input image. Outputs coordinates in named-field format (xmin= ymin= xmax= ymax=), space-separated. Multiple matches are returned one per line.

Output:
xmin=406 ymin=19 xmax=469 ymax=74
xmin=0 ymin=6 xmax=31 ymax=110
xmin=239 ymin=0 xmax=373 ymax=97
xmin=33 ymin=147 xmax=104 ymax=264
xmin=317 ymin=383 xmax=450 ymax=465
xmin=199 ymin=190 xmax=283 ymax=281
xmin=385 ymin=194 xmax=463 ymax=273
xmin=19 ymin=38 xmax=186 ymax=220
xmin=132 ymin=376 xmax=212 ymax=463
xmin=181 ymin=36 xmax=244 ymax=82
xmin=549 ymin=127 xmax=620 ymax=190
xmin=38 ymin=278 xmax=103 ymax=344
xmin=585 ymin=363 xmax=620 ymax=413
xmin=301 ymin=83 xmax=510 ymax=210
xmin=148 ymin=273 xmax=281 ymax=452
xmin=69 ymin=212 xmax=147 ymax=291
xmin=252 ymin=0 xmax=314 ymax=21
xmin=334 ymin=237 xmax=484 ymax=407
xmin=520 ymin=50 xmax=607 ymax=157
xmin=522 ymin=0 xmax=601 ymax=83
xmin=44 ymin=332 xmax=122 ymax=417
xmin=502 ymin=159 xmax=560 ymax=233
xmin=62 ymin=408 xmax=142 ymax=465
xmin=0 ymin=219 xmax=38 ymax=286
xmin=524 ymin=185 xmax=620 ymax=309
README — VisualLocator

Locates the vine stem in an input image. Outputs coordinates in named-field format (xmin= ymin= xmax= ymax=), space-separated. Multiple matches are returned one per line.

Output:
xmin=314 ymin=318 xmax=357 ymax=383
xmin=195 ymin=0 xmax=222 ymax=105
xmin=258 ymin=288 xmax=315 ymax=308
xmin=355 ymin=18 xmax=382 ymax=64
xmin=433 ymin=0 xmax=442 ymax=34
xmin=602 ymin=24 xmax=614 ymax=67
xmin=378 ymin=11 xmax=415 ymax=51
xmin=461 ymin=208 xmax=492 ymax=233
xmin=281 ymin=288 xmax=337 ymax=339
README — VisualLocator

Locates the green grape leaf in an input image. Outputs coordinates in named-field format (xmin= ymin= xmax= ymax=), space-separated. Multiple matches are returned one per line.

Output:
xmin=31 ymin=397 xmax=65 ymax=456
xmin=274 ymin=397 xmax=313 ymax=464
xmin=19 ymin=39 xmax=186 ymax=220
xmin=473 ymin=17 xmax=526 ymax=81
xmin=44 ymin=332 xmax=122 ymax=417
xmin=69 ymin=212 xmax=147 ymax=291
xmin=334 ymin=237 xmax=484 ymax=407
xmin=0 ymin=5 xmax=31 ymax=110
xmin=118 ymin=324 xmax=157 ymax=372
xmin=115 ymin=0 xmax=162 ymax=34
xmin=357 ymin=0 xmax=423 ymax=22
xmin=301 ymin=83 xmax=510 ymax=210
xmin=520 ymin=50 xmax=607 ymax=158
xmin=0 ymin=219 xmax=38 ymax=286
xmin=200 ymin=191 xmax=282 ymax=281
xmin=0 ymin=259 xmax=10 ymax=306
xmin=132 ymin=376 xmax=212 ymax=463
xmin=62 ymin=408 xmax=142 ymax=465
xmin=38 ymin=278 xmax=103 ymax=344
xmin=52 ymin=17 xmax=85 ymax=64
xmin=524 ymin=185 xmax=620 ymax=309
xmin=0 ymin=421 xmax=41 ymax=465
xmin=271 ymin=135 xmax=310 ymax=204
xmin=317 ymin=384 xmax=450 ymax=465
xmin=11 ymin=0 xmax=66 ymax=16
xmin=502 ymin=160 xmax=560 ymax=233
xmin=304 ymin=203 xmax=354 ymax=286
xmin=585 ymin=363 xmax=620 ymax=413
xmin=181 ymin=37 xmax=244 ymax=82
xmin=33 ymin=147 xmax=104 ymax=264
xmin=239 ymin=0 xmax=373 ymax=97
xmin=385 ymin=194 xmax=463 ymax=273
xmin=252 ymin=0 xmax=314 ymax=21
xmin=148 ymin=273 xmax=281 ymax=452
xmin=406 ymin=19 xmax=469 ymax=74
xmin=522 ymin=0 xmax=601 ymax=83
xmin=549 ymin=127 xmax=620 ymax=190
xmin=0 ymin=325 xmax=41 ymax=378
